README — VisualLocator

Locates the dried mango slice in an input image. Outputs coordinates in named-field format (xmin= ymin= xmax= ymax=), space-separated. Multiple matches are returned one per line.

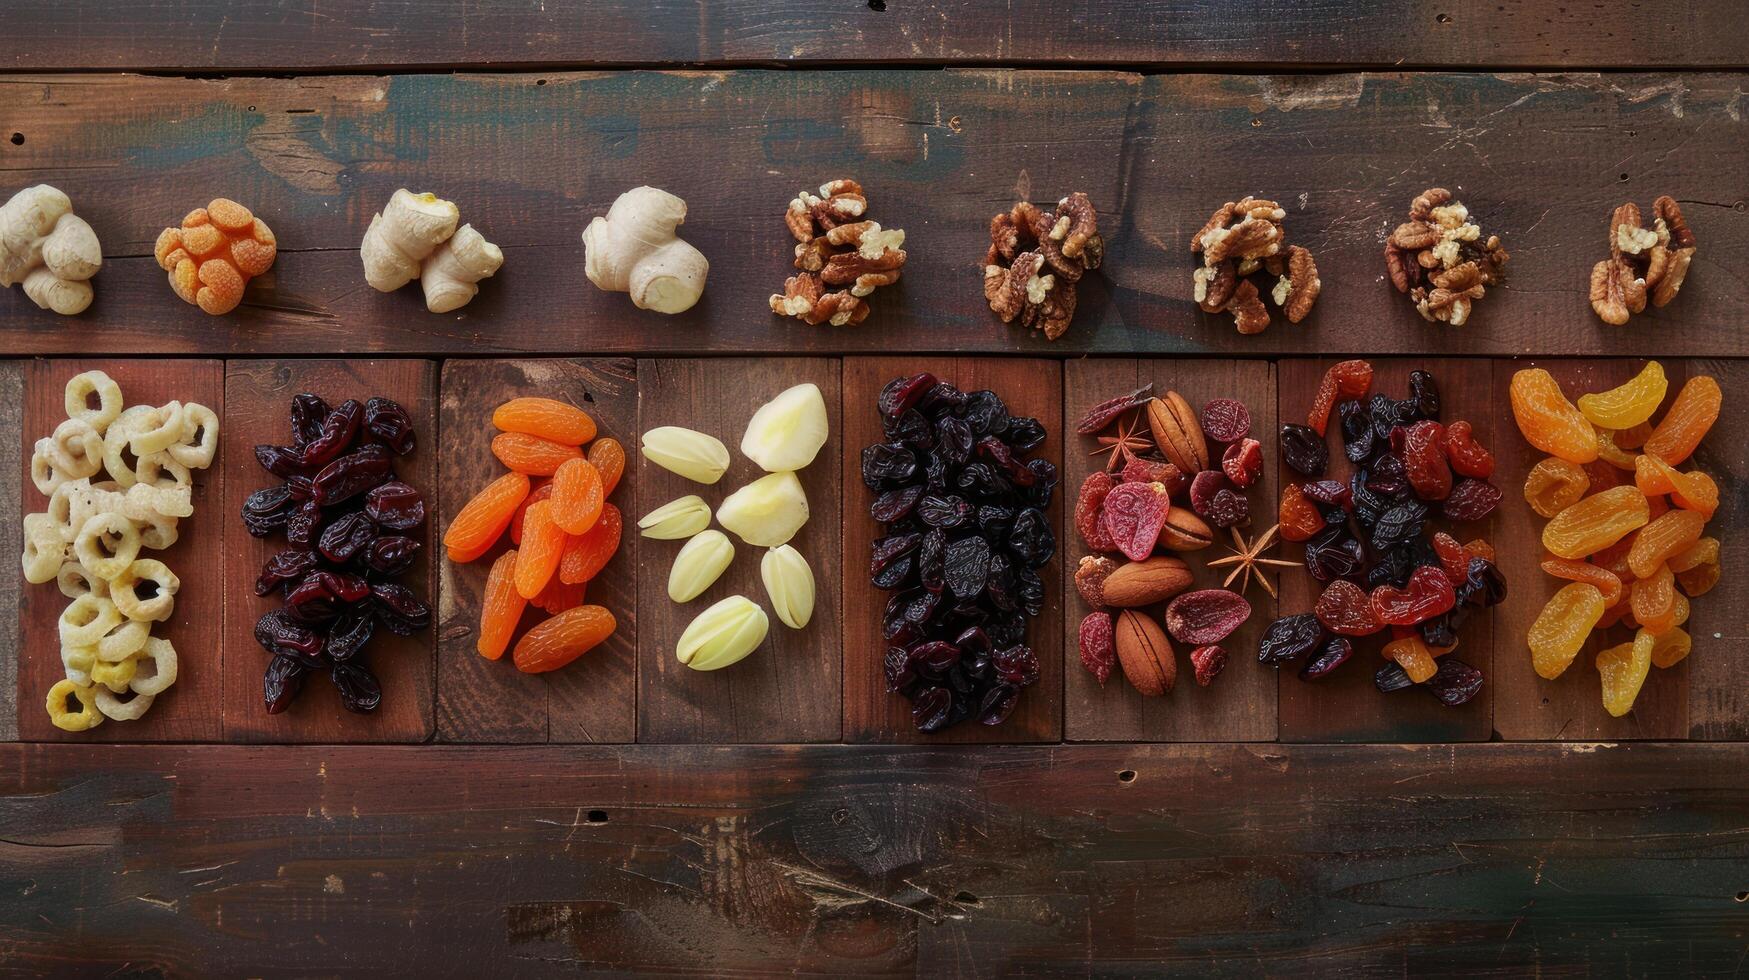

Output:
xmin=1541 ymin=485 xmax=1649 ymax=559
xmin=1630 ymin=564 xmax=1677 ymax=635
xmin=1528 ymin=582 xmax=1606 ymax=680
xmin=1596 ymin=629 xmax=1655 ymax=717
xmin=1523 ymin=456 xmax=1590 ymax=518
xmin=1644 ymin=375 xmax=1720 ymax=465
xmin=493 ymin=397 xmax=597 ymax=445
xmin=1649 ymin=626 xmax=1691 ymax=669
xmin=476 ymin=549 xmax=525 ymax=660
xmin=1626 ymin=509 xmax=1705 ymax=580
xmin=1511 ymin=368 xmax=1598 ymax=464
xmin=1577 ymin=361 xmax=1666 ymax=429
xmin=1539 ymin=554 xmax=1623 ymax=606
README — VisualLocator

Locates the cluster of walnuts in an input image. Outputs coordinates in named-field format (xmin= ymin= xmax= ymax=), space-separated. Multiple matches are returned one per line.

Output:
xmin=1190 ymin=197 xmax=1320 ymax=334
xmin=1384 ymin=187 xmax=1509 ymax=327
xmin=982 ymin=192 xmax=1103 ymax=340
xmin=768 ymin=179 xmax=907 ymax=326
xmin=1589 ymin=196 xmax=1696 ymax=325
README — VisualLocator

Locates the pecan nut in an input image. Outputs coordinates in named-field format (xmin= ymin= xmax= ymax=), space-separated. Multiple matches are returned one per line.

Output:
xmin=981 ymin=191 xmax=1102 ymax=340
xmin=1387 ymin=187 xmax=1508 ymax=326
xmin=1190 ymin=195 xmax=1317 ymax=334
xmin=1114 ymin=609 xmax=1176 ymax=697
xmin=1589 ymin=195 xmax=1697 ymax=322
xmin=773 ymin=179 xmax=904 ymax=326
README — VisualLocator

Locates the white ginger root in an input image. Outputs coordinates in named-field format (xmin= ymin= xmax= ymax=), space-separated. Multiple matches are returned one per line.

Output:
xmin=582 ymin=186 xmax=709 ymax=314
xmin=0 ymin=184 xmax=102 ymax=315
xmin=422 ymin=224 xmax=504 ymax=314
xmin=359 ymin=188 xmax=500 ymax=312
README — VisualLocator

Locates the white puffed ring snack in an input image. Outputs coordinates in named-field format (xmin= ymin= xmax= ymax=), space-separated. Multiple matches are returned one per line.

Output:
xmin=109 ymin=558 xmax=178 ymax=622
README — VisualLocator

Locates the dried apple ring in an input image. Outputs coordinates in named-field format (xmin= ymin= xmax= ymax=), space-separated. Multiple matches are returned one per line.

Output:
xmin=63 ymin=370 xmax=124 ymax=432
xmin=110 ymin=559 xmax=178 ymax=622
xmin=135 ymin=452 xmax=192 ymax=491
xmin=124 ymin=481 xmax=192 ymax=521
xmin=96 ymin=618 xmax=149 ymax=662
xmin=58 ymin=593 xmax=121 ymax=647
xmin=167 ymin=402 xmax=219 ymax=469
xmin=90 ymin=655 xmax=138 ymax=693
xmin=74 ymin=511 xmax=141 ymax=580
xmin=46 ymin=680 xmax=102 ymax=732
xmin=57 ymin=561 xmax=107 ymax=600
xmin=96 ymin=686 xmax=154 ymax=721
xmin=47 ymin=419 xmax=104 ymax=479
xmin=21 ymin=513 xmax=67 ymax=584
xmin=100 ymin=404 xmax=155 ymax=486
xmin=29 ymin=447 xmax=61 ymax=495
xmin=128 ymin=401 xmax=186 ymax=455
xmin=128 ymin=637 xmax=178 ymax=696
xmin=136 ymin=511 xmax=180 ymax=551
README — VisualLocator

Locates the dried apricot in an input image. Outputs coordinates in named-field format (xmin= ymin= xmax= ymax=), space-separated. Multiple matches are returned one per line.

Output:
xmin=493 ymin=397 xmax=597 ymax=445
xmin=1577 ymin=361 xmax=1666 ymax=430
xmin=1511 ymin=368 xmax=1598 ymax=464
xmin=1596 ymin=630 xmax=1654 ymax=717
xmin=1643 ymin=375 xmax=1720 ymax=466
xmin=1633 ymin=454 xmax=1718 ymax=518
xmin=492 ymin=431 xmax=584 ymax=476
xmin=559 ymin=503 xmax=621 ymax=584
xmin=1541 ymin=485 xmax=1649 ymax=559
xmin=1629 ymin=563 xmax=1677 ymax=635
xmin=1308 ymin=359 xmax=1372 ymax=437
xmin=1528 ymin=582 xmax=1605 ymax=679
xmin=1593 ymin=426 xmax=1638 ymax=470
xmin=1649 ymin=626 xmax=1691 ymax=669
xmin=1539 ymin=554 xmax=1623 ymax=606
xmin=512 ymin=605 xmax=615 ymax=673
xmin=1613 ymin=420 xmax=1654 ymax=450
xmin=1626 ymin=509 xmax=1705 ymax=580
xmin=444 ymin=471 xmax=530 ymax=562
xmin=513 ymin=500 xmax=566 ymax=599
xmin=549 ymin=458 xmax=604 ymax=535
xmin=1383 ymin=634 xmax=1437 ymax=684
xmin=587 ymin=437 xmax=625 ymax=498
xmin=533 ymin=574 xmax=587 ymax=615
xmin=509 ymin=482 xmax=553 ymax=545
xmin=1277 ymin=483 xmax=1325 ymax=542
xmin=1522 ymin=456 xmax=1589 ymax=519
xmin=1668 ymin=536 xmax=1719 ymax=576
xmin=476 ymin=549 xmax=525 ymax=660
xmin=1462 ymin=538 xmax=1495 ymax=563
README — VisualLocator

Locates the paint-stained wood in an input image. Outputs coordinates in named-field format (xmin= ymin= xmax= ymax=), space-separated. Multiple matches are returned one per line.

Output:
xmin=435 ymin=359 xmax=637 ymax=744
xmin=1274 ymin=358 xmax=1499 ymax=743
xmin=222 ymin=359 xmax=436 ymax=743
xmin=1061 ymin=358 xmax=1277 ymax=742
xmin=635 ymin=358 xmax=842 ymax=743
xmin=842 ymin=356 xmax=1063 ymax=744
xmin=5 ymin=1 xmax=1748 ymax=70
xmin=17 ymin=360 xmax=224 ymax=742
xmin=3 ymin=741 xmax=1749 ymax=975
xmin=0 ymin=360 xmax=23 ymax=741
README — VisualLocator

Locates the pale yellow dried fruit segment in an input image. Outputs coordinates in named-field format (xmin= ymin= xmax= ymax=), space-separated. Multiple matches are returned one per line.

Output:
xmin=667 ymin=529 xmax=734 ymax=603
xmin=676 ymin=595 xmax=769 ymax=671
xmin=741 ymin=382 xmax=830 ymax=473
xmin=638 ymin=495 xmax=712 ymax=540
xmin=46 ymin=679 xmax=102 ymax=732
xmin=761 ymin=544 xmax=815 ymax=630
xmin=716 ymin=471 xmax=809 ymax=547
xmin=1597 ymin=629 xmax=1655 ymax=718
xmin=641 ymin=425 xmax=730 ymax=484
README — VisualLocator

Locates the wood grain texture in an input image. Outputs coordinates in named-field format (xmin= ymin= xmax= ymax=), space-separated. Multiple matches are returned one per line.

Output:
xmin=0 ymin=360 xmax=20 ymax=741
xmin=435 ymin=359 xmax=637 ymax=744
xmin=1061 ymin=358 xmax=1278 ymax=742
xmin=1492 ymin=359 xmax=1745 ymax=741
xmin=4 ymin=1 xmax=1748 ymax=70
xmin=17 ymin=360 xmax=225 ymax=742
xmin=1274 ymin=358 xmax=1500 ymax=743
xmin=222 ymin=359 xmax=436 ymax=742
xmin=5 ymin=70 xmax=1741 ymax=357
xmin=5 ymin=741 xmax=1749 ymax=974
xmin=842 ymin=357 xmax=1063 ymax=744
xmin=636 ymin=358 xmax=842 ymax=743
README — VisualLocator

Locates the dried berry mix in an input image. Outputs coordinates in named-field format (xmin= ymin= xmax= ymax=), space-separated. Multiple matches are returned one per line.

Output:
xmin=244 ymin=393 xmax=429 ymax=714
xmin=1260 ymin=363 xmax=1504 ymax=706
xmin=868 ymin=374 xmax=1054 ymax=732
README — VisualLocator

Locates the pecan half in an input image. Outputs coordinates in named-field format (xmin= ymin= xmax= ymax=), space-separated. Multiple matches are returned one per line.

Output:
xmin=1190 ymin=195 xmax=1318 ymax=333
xmin=1588 ymin=195 xmax=1697 ymax=321
xmin=1278 ymin=245 xmax=1321 ymax=323
xmin=1387 ymin=188 xmax=1507 ymax=326
xmin=981 ymin=191 xmax=1101 ymax=340
xmin=775 ymin=179 xmax=904 ymax=326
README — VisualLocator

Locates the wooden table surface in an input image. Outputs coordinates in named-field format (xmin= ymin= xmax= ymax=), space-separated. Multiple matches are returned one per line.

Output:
xmin=2 ymin=2 xmax=1746 ymax=974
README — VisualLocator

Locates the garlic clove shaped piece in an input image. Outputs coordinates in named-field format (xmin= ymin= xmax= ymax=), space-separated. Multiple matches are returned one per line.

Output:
xmin=641 ymin=426 xmax=730 ymax=484
xmin=760 ymin=545 xmax=815 ymax=630
xmin=741 ymin=382 xmax=829 ymax=473
xmin=638 ymin=495 xmax=713 ymax=539
xmin=676 ymin=595 xmax=769 ymax=671
xmin=667 ymin=529 xmax=734 ymax=603
xmin=716 ymin=471 xmax=809 ymax=547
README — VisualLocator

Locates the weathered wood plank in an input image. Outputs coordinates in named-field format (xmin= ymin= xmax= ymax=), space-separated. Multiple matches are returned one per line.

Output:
xmin=1060 ymin=358 xmax=1278 ymax=742
xmin=3 ymin=741 xmax=1748 ymax=975
xmin=222 ymin=359 xmax=436 ymax=742
xmin=17 ymin=359 xmax=225 ymax=742
xmin=5 ymin=70 xmax=1740 ymax=357
xmin=1274 ymin=358 xmax=1499 ymax=743
xmin=635 ymin=358 xmax=842 ymax=743
xmin=842 ymin=356 xmax=1063 ymax=743
xmin=0 ymin=360 xmax=20 ymax=741
xmin=1682 ymin=359 xmax=1748 ymax=739
xmin=4 ymin=1 xmax=1748 ymax=71
xmin=434 ymin=358 xmax=638 ymax=744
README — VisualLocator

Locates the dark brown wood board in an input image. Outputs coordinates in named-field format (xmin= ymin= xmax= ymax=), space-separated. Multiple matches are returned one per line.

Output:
xmin=7 ymin=1 xmax=1749 ymax=70
xmin=16 ymin=359 xmax=225 ymax=742
xmin=435 ymin=359 xmax=638 ymax=744
xmin=1491 ymin=358 xmax=1746 ymax=741
xmin=221 ymin=359 xmax=436 ymax=742
xmin=635 ymin=358 xmax=842 ymax=743
xmin=7 ymin=741 xmax=1749 ymax=975
xmin=1061 ymin=357 xmax=1278 ymax=742
xmin=1274 ymin=358 xmax=1500 ymax=743
xmin=7 ymin=71 xmax=1744 ymax=358
xmin=0 ymin=359 xmax=19 ymax=740
xmin=1680 ymin=359 xmax=1748 ymax=740
xmin=842 ymin=356 xmax=1063 ymax=744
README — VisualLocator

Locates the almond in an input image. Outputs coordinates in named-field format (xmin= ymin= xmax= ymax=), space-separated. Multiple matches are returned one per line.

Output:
xmin=1157 ymin=508 xmax=1214 ymax=551
xmin=1146 ymin=391 xmax=1208 ymax=475
xmin=1101 ymin=556 xmax=1194 ymax=607
xmin=1114 ymin=609 xmax=1176 ymax=697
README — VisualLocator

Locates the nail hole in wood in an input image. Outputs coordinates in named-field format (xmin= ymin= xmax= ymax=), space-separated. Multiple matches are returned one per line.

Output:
xmin=1117 ymin=769 xmax=1137 ymax=784
xmin=954 ymin=891 xmax=981 ymax=906
xmin=1619 ymin=173 xmax=1630 ymax=181
xmin=868 ymin=0 xmax=887 ymax=10
xmin=536 ymin=79 xmax=547 ymax=86
xmin=9 ymin=133 xmax=23 ymax=146
xmin=587 ymin=809 xmax=608 ymax=823
xmin=1736 ymin=890 xmax=1748 ymax=902
xmin=1436 ymin=12 xmax=1452 ymax=23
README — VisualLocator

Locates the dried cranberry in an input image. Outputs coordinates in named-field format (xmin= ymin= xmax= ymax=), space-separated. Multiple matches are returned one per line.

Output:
xmin=361 ymin=536 xmax=420 ymax=577
xmin=1220 ymin=438 xmax=1262 ymax=488
xmin=264 ymin=655 xmax=306 ymax=714
xmin=312 ymin=448 xmax=393 ymax=505
xmin=318 ymin=511 xmax=377 ymax=564
xmin=1298 ymin=636 xmax=1353 ymax=680
xmin=1442 ymin=478 xmax=1502 ymax=521
xmin=1078 ymin=612 xmax=1115 ymax=684
xmin=331 ymin=661 xmax=382 ymax=713
xmin=254 ymin=444 xmax=306 ymax=479
xmin=872 ymin=486 xmax=923 ymax=523
xmin=1190 ymin=644 xmax=1227 ymax=686
xmin=242 ymin=484 xmax=295 ymax=538
xmin=371 ymin=582 xmax=431 ymax=636
xmin=1100 ymin=481 xmax=1171 ymax=562
xmin=256 ymin=548 xmax=321 ymax=596
xmin=1200 ymin=398 xmax=1252 ymax=443
xmin=289 ymin=393 xmax=331 ymax=448
xmin=324 ymin=611 xmax=374 ymax=662
xmin=1164 ymin=589 xmax=1252 ymax=645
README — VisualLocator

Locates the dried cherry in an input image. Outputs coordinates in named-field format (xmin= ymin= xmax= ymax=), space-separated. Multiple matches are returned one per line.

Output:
xmin=1201 ymin=398 xmax=1252 ymax=443
xmin=1279 ymin=423 xmax=1328 ymax=477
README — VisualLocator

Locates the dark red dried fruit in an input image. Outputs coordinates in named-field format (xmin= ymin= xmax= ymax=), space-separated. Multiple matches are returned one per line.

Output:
xmin=1120 ymin=457 xmax=1187 ymax=495
xmin=1370 ymin=566 xmax=1457 ymax=626
xmin=1220 ymin=438 xmax=1262 ymax=488
xmin=300 ymin=399 xmax=362 ymax=467
xmin=1200 ymin=398 xmax=1252 ymax=443
xmin=1314 ymin=579 xmax=1385 ymax=636
xmin=1298 ymin=636 xmax=1353 ymax=680
xmin=1188 ymin=470 xmax=1233 ymax=518
xmin=1279 ymin=423 xmax=1328 ymax=477
xmin=1394 ymin=420 xmax=1452 ymax=501
xmin=1308 ymin=360 xmax=1373 ymax=437
xmin=363 ymin=397 xmax=416 ymax=455
xmin=1074 ymin=472 xmax=1117 ymax=552
xmin=1190 ymin=644 xmax=1227 ymax=687
xmin=1259 ymin=613 xmax=1326 ymax=665
xmin=1425 ymin=657 xmax=1484 ymax=706
xmin=264 ymin=655 xmax=306 ymax=714
xmin=312 ymin=447 xmax=393 ymax=505
xmin=1277 ymin=483 xmax=1325 ymax=542
xmin=1075 ymin=555 xmax=1117 ymax=608
xmin=1164 ymin=589 xmax=1251 ymax=645
xmin=1100 ymin=481 xmax=1172 ymax=562
xmin=1076 ymin=384 xmax=1154 ymax=435
xmin=1078 ymin=612 xmax=1116 ymax=684
xmin=1430 ymin=532 xmax=1470 ymax=586
xmin=289 ymin=393 xmax=331 ymax=448
xmin=256 ymin=548 xmax=320 ymax=596
xmin=364 ymin=480 xmax=425 ymax=531
xmin=1442 ymin=420 xmax=1494 ymax=478
xmin=1442 ymin=478 xmax=1502 ymax=521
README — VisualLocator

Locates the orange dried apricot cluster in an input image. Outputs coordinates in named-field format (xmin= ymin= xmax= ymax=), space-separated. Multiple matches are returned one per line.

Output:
xmin=153 ymin=198 xmax=277 ymax=315
xmin=1511 ymin=362 xmax=1721 ymax=716
xmin=444 ymin=396 xmax=623 ymax=673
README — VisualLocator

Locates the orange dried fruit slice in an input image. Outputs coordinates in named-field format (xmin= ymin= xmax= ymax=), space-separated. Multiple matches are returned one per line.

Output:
xmin=513 ymin=605 xmax=616 ymax=674
xmin=492 ymin=431 xmax=585 ymax=476
xmin=550 ymin=458 xmax=604 ymax=535
xmin=476 ymin=549 xmax=526 ymax=660
xmin=586 ymin=437 xmax=625 ymax=499
xmin=513 ymin=500 xmax=566 ymax=600
xmin=1643 ymin=375 xmax=1720 ymax=466
xmin=443 ymin=471 xmax=530 ymax=561
xmin=533 ymin=574 xmax=587 ymax=615
xmin=559 ymin=503 xmax=621 ymax=584
xmin=509 ymin=483 xmax=553 ymax=545
xmin=493 ymin=397 xmax=597 ymax=445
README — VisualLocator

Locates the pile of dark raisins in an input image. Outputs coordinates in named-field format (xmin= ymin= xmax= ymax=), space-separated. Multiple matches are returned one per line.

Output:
xmin=243 ymin=393 xmax=431 ymax=714
xmin=864 ymin=373 xmax=1056 ymax=732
